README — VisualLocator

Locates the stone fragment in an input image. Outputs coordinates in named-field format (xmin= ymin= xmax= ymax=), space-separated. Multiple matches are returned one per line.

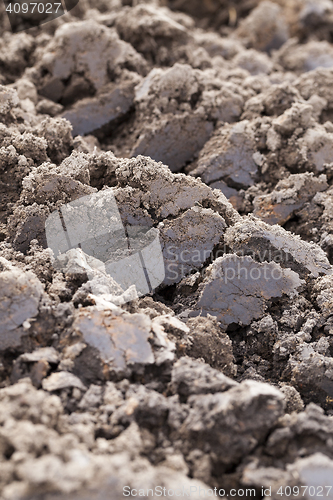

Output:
xmin=190 ymin=121 xmax=258 ymax=188
xmin=150 ymin=315 xmax=181 ymax=365
xmin=170 ymin=357 xmax=237 ymax=398
xmin=10 ymin=346 xmax=60 ymax=387
xmin=244 ymin=82 xmax=302 ymax=119
xmin=193 ymin=32 xmax=243 ymax=60
xmin=288 ymin=344 xmax=333 ymax=407
xmin=32 ymin=117 xmax=74 ymax=164
xmin=34 ymin=21 xmax=147 ymax=102
xmin=235 ymin=1 xmax=289 ymax=53
xmin=279 ymin=384 xmax=305 ymax=414
xmin=61 ymin=84 xmax=135 ymax=137
xmin=314 ymin=185 xmax=333 ymax=225
xmin=200 ymin=84 xmax=244 ymax=124
xmin=313 ymin=274 xmax=333 ymax=319
xmin=262 ymin=83 xmax=299 ymax=116
xmin=186 ymin=316 xmax=236 ymax=376
xmin=225 ymin=217 xmax=332 ymax=278
xmin=18 ymin=347 xmax=60 ymax=364
xmin=307 ymin=94 xmax=328 ymax=121
xmin=241 ymin=314 xmax=278 ymax=362
xmin=118 ymin=384 xmax=171 ymax=428
xmin=152 ymin=314 xmax=189 ymax=338
xmin=134 ymin=63 xmax=198 ymax=104
xmin=209 ymin=180 xmax=244 ymax=211
xmin=131 ymin=112 xmax=213 ymax=172
xmin=272 ymin=102 xmax=314 ymax=135
xmin=191 ymin=255 xmax=303 ymax=328
xmin=11 ymin=133 xmax=48 ymax=164
xmin=266 ymin=403 xmax=333 ymax=459
xmin=299 ymin=0 xmax=333 ymax=30
xmin=181 ymin=380 xmax=284 ymax=468
xmin=11 ymin=78 xmax=38 ymax=104
xmin=72 ymin=310 xmax=154 ymax=374
xmin=302 ymin=125 xmax=333 ymax=172
xmin=20 ymin=162 xmax=94 ymax=206
xmin=253 ymin=173 xmax=328 ymax=225
xmin=114 ymin=155 xmax=221 ymax=220
xmin=0 ymin=33 xmax=34 ymax=80
xmin=234 ymin=49 xmax=273 ymax=75
xmin=160 ymin=207 xmax=226 ymax=285
xmin=275 ymin=40 xmax=333 ymax=74
xmin=7 ymin=203 xmax=50 ymax=253
xmin=115 ymin=4 xmax=188 ymax=61
xmin=295 ymin=67 xmax=333 ymax=118
xmin=128 ymin=62 xmax=240 ymax=171
xmin=0 ymin=268 xmax=43 ymax=350
xmin=36 ymin=99 xmax=64 ymax=117
xmin=42 ymin=372 xmax=87 ymax=392
xmin=78 ymin=385 xmax=103 ymax=410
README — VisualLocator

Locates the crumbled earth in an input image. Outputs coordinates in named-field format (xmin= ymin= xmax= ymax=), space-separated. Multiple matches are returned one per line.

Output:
xmin=2 ymin=0 xmax=333 ymax=498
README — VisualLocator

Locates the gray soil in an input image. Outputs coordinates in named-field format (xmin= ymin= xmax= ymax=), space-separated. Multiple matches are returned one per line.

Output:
xmin=1 ymin=0 xmax=333 ymax=499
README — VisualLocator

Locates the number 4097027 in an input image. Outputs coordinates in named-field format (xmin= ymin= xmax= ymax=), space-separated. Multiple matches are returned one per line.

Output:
xmin=277 ymin=486 xmax=333 ymax=497
xmin=5 ymin=2 xmax=62 ymax=14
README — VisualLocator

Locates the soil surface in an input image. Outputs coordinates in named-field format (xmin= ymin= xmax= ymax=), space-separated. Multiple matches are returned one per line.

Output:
xmin=1 ymin=1 xmax=333 ymax=499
